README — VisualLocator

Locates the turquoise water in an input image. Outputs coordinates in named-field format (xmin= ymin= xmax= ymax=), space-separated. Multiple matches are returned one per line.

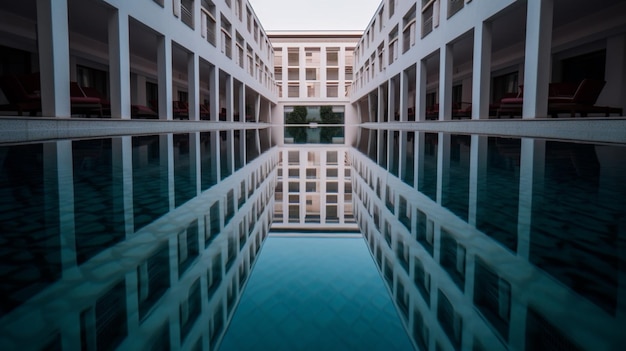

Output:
xmin=219 ymin=236 xmax=414 ymax=351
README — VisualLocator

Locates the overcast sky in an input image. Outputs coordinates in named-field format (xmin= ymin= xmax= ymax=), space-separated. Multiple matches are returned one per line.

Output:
xmin=247 ymin=0 xmax=382 ymax=31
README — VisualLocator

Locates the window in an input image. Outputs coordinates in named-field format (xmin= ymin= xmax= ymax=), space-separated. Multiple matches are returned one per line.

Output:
xmin=403 ymin=5 xmax=417 ymax=53
xmin=388 ymin=26 xmax=399 ymax=64
xmin=220 ymin=15 xmax=232 ymax=59
xmin=201 ymin=1 xmax=217 ymax=46
xmin=448 ymin=0 xmax=464 ymax=18
xmin=180 ymin=0 xmax=194 ymax=28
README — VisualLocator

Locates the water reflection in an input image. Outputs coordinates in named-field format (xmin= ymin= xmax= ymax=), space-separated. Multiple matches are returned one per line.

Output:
xmin=0 ymin=129 xmax=276 ymax=350
xmin=354 ymin=127 xmax=625 ymax=350
xmin=1 ymin=127 xmax=624 ymax=350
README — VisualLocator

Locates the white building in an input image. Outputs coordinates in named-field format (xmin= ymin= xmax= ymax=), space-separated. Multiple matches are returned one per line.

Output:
xmin=0 ymin=0 xmax=625 ymax=350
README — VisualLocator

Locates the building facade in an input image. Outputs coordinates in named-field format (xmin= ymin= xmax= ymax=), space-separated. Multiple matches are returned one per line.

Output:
xmin=0 ymin=0 xmax=625 ymax=351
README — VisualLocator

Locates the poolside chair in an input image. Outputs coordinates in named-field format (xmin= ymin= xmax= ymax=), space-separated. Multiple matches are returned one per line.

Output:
xmin=69 ymin=82 xmax=103 ymax=117
xmin=548 ymin=79 xmax=622 ymax=117
xmin=0 ymin=74 xmax=41 ymax=116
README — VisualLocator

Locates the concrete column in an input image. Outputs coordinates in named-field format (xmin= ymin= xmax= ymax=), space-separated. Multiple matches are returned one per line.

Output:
xmin=37 ymin=0 xmax=71 ymax=117
xmin=416 ymin=59 xmax=427 ymax=121
xmin=225 ymin=75 xmax=234 ymax=122
xmin=468 ymin=135 xmax=487 ymax=226
xmin=320 ymin=47 xmax=327 ymax=98
xmin=108 ymin=9 xmax=132 ymax=119
xmin=209 ymin=66 xmax=219 ymax=122
xmin=157 ymin=35 xmax=173 ymax=120
xmin=600 ymin=34 xmax=626 ymax=111
xmin=188 ymin=52 xmax=200 ymax=121
xmin=517 ymin=138 xmax=545 ymax=259
xmin=439 ymin=45 xmax=453 ymax=121
xmin=299 ymin=46 xmax=306 ymax=97
xmin=400 ymin=69 xmax=409 ymax=122
xmin=238 ymin=83 xmax=246 ymax=123
xmin=472 ymin=21 xmax=492 ymax=119
xmin=378 ymin=85 xmax=385 ymax=123
xmin=522 ymin=0 xmax=553 ymax=118
xmin=388 ymin=78 xmax=396 ymax=122
xmin=255 ymin=94 xmax=261 ymax=123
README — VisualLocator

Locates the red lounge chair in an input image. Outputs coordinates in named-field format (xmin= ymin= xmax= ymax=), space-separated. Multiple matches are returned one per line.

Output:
xmin=172 ymin=100 xmax=189 ymax=119
xmin=82 ymin=86 xmax=157 ymax=119
xmin=548 ymin=79 xmax=623 ymax=117
xmin=497 ymin=79 xmax=622 ymax=118
xmin=69 ymin=82 xmax=102 ymax=117
xmin=0 ymin=74 xmax=42 ymax=116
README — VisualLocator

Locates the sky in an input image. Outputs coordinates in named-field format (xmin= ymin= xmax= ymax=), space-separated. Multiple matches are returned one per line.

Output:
xmin=247 ymin=0 xmax=382 ymax=31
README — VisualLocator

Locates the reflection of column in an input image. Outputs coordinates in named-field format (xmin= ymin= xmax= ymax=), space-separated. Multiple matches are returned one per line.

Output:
xmin=44 ymin=141 xmax=75 ymax=272
xmin=157 ymin=35 xmax=173 ymax=120
xmin=160 ymin=134 xmax=174 ymax=209
xmin=211 ymin=130 xmax=221 ymax=183
xmin=436 ymin=133 xmax=450 ymax=204
xmin=472 ymin=21 xmax=492 ymax=120
xmin=227 ymin=130 xmax=234 ymax=177
xmin=320 ymin=150 xmax=326 ymax=224
xmin=439 ymin=45 xmax=453 ymax=121
xmin=517 ymin=138 xmax=545 ymax=259
xmin=399 ymin=131 xmax=408 ymax=181
xmin=522 ymin=0 xmax=553 ymax=118
xmin=415 ymin=132 xmax=424 ymax=189
xmin=109 ymin=9 xmax=131 ymax=119
xmin=190 ymin=132 xmax=201 ymax=195
xmin=415 ymin=59 xmax=427 ymax=121
xmin=188 ymin=52 xmax=199 ymax=121
xmin=338 ymin=149 xmax=345 ymax=224
xmin=37 ymin=0 xmax=71 ymax=117
xmin=112 ymin=136 xmax=134 ymax=237
xmin=468 ymin=135 xmax=487 ymax=226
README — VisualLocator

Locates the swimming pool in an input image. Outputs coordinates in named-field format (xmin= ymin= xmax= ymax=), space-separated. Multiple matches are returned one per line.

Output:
xmin=0 ymin=127 xmax=624 ymax=350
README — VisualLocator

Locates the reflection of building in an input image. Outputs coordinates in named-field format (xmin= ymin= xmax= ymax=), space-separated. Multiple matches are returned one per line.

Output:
xmin=1 ymin=1 xmax=626 ymax=351
xmin=273 ymin=146 xmax=356 ymax=231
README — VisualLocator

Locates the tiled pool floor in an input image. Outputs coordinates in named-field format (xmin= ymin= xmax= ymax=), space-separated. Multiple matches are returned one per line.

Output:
xmin=219 ymin=236 xmax=414 ymax=351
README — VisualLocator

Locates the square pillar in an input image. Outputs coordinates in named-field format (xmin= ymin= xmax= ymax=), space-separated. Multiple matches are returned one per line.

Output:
xmin=209 ymin=66 xmax=219 ymax=122
xmin=37 ymin=0 xmax=71 ymax=117
xmin=416 ymin=59 xmax=427 ymax=121
xmin=439 ymin=45 xmax=453 ymax=121
xmin=400 ymin=69 xmax=409 ymax=122
xmin=188 ymin=52 xmax=200 ymax=121
xmin=522 ymin=0 xmax=553 ymax=118
xmin=472 ymin=22 xmax=492 ymax=119
xmin=109 ymin=9 xmax=131 ymax=119
xmin=157 ymin=36 xmax=173 ymax=120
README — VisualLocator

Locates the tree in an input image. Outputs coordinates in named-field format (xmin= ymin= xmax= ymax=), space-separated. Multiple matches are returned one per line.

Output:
xmin=319 ymin=106 xmax=343 ymax=124
xmin=285 ymin=105 xmax=308 ymax=124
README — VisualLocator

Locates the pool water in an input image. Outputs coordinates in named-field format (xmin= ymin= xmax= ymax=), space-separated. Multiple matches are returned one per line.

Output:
xmin=219 ymin=236 xmax=414 ymax=351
